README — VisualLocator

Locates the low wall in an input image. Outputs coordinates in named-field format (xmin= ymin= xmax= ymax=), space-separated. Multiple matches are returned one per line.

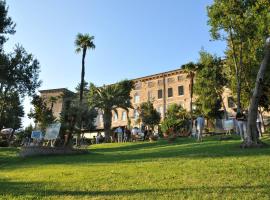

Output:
xmin=19 ymin=146 xmax=88 ymax=157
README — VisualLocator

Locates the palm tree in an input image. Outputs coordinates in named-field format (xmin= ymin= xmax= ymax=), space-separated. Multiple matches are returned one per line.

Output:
xmin=181 ymin=62 xmax=198 ymax=117
xmin=75 ymin=33 xmax=95 ymax=103
xmin=181 ymin=62 xmax=202 ymax=134
xmin=89 ymin=80 xmax=134 ymax=141
xmin=48 ymin=96 xmax=59 ymax=111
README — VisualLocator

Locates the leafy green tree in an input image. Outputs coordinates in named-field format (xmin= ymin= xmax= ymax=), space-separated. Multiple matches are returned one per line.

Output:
xmin=60 ymin=98 xmax=97 ymax=146
xmin=1 ymin=91 xmax=24 ymax=129
xmin=181 ymin=62 xmax=202 ymax=133
xmin=28 ymin=95 xmax=55 ymax=132
xmin=181 ymin=62 xmax=201 ymax=115
xmin=74 ymin=33 xmax=95 ymax=103
xmin=138 ymin=101 xmax=160 ymax=130
xmin=161 ymin=104 xmax=190 ymax=135
xmin=0 ymin=45 xmax=41 ymax=129
xmin=0 ymin=0 xmax=15 ymax=47
xmin=0 ymin=0 xmax=41 ymax=130
xmin=88 ymin=80 xmax=134 ymax=141
xmin=194 ymin=51 xmax=227 ymax=121
xmin=207 ymin=0 xmax=270 ymax=112
xmin=208 ymin=0 xmax=270 ymax=146
xmin=246 ymin=38 xmax=270 ymax=146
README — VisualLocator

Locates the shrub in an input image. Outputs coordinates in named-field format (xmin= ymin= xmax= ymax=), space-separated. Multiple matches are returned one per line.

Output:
xmin=0 ymin=140 xmax=9 ymax=147
xmin=161 ymin=104 xmax=190 ymax=136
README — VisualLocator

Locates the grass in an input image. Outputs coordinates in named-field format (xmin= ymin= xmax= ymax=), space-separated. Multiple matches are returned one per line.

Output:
xmin=0 ymin=135 xmax=270 ymax=199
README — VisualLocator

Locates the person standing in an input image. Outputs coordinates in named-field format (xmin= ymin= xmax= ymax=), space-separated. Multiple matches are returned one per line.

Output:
xmin=115 ymin=126 xmax=123 ymax=143
xmin=236 ymin=111 xmax=247 ymax=141
xmin=196 ymin=115 xmax=205 ymax=142
xmin=256 ymin=112 xmax=263 ymax=138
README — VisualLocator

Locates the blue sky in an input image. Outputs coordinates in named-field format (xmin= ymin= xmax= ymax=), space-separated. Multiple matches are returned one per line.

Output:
xmin=5 ymin=0 xmax=226 ymax=126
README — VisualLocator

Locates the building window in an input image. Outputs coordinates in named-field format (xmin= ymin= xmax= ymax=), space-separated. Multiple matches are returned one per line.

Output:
xmin=158 ymin=79 xmax=164 ymax=86
xmin=168 ymin=88 xmax=173 ymax=97
xmin=113 ymin=112 xmax=118 ymax=121
xmin=228 ymin=97 xmax=235 ymax=108
xmin=122 ymin=111 xmax=127 ymax=121
xmin=167 ymin=77 xmax=175 ymax=84
xmin=178 ymin=86 xmax=184 ymax=96
xmin=134 ymin=93 xmax=140 ymax=104
xmin=177 ymin=75 xmax=186 ymax=81
xmin=148 ymin=81 xmax=154 ymax=88
xmin=134 ymin=82 xmax=142 ymax=90
xmin=158 ymin=89 xmax=163 ymax=99
xmin=148 ymin=91 xmax=154 ymax=101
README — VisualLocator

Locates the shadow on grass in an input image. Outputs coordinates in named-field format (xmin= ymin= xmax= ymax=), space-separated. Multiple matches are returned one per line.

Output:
xmin=0 ymin=179 xmax=269 ymax=198
xmin=1 ymin=136 xmax=270 ymax=170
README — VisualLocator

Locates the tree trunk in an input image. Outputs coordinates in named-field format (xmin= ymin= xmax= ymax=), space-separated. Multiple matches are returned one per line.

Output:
xmin=79 ymin=48 xmax=86 ymax=146
xmin=189 ymin=73 xmax=194 ymax=114
xmin=220 ymin=94 xmax=228 ymax=120
xmin=244 ymin=37 xmax=270 ymax=148
xmin=189 ymin=72 xmax=194 ymax=134
xmin=103 ymin=110 xmax=112 ymax=142
xmin=80 ymin=48 xmax=86 ymax=103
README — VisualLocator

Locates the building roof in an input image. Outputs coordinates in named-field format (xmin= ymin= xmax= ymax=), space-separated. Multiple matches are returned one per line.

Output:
xmin=39 ymin=88 xmax=73 ymax=94
xmin=132 ymin=68 xmax=185 ymax=82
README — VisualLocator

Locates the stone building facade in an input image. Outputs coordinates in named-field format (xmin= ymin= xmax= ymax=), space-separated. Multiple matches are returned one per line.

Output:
xmin=40 ymin=68 xmax=237 ymax=131
xmin=95 ymin=68 xmax=236 ymax=130
xmin=39 ymin=88 xmax=74 ymax=120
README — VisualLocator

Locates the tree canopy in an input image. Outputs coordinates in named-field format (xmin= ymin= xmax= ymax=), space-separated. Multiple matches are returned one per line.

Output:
xmin=194 ymin=50 xmax=227 ymax=120
xmin=88 ymin=80 xmax=134 ymax=141
xmin=138 ymin=101 xmax=160 ymax=130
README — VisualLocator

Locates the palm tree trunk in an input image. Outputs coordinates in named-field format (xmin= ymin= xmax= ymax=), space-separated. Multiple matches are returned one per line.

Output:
xmin=103 ymin=110 xmax=112 ymax=142
xmin=189 ymin=72 xmax=194 ymax=134
xmin=245 ymin=37 xmax=270 ymax=147
xmin=78 ymin=47 xmax=87 ymax=146
xmin=80 ymin=47 xmax=86 ymax=103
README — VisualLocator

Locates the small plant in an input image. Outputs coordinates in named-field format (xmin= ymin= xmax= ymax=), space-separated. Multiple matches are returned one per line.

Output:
xmin=161 ymin=104 xmax=190 ymax=138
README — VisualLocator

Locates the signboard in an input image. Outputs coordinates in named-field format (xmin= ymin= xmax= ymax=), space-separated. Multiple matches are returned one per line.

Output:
xmin=31 ymin=131 xmax=43 ymax=139
xmin=223 ymin=120 xmax=234 ymax=131
xmin=44 ymin=123 xmax=61 ymax=140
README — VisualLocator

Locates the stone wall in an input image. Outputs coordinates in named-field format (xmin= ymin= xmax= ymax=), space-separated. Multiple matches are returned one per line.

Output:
xmin=19 ymin=146 xmax=88 ymax=157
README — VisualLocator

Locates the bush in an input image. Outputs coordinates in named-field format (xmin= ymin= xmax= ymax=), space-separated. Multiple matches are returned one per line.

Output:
xmin=160 ymin=104 xmax=190 ymax=137
xmin=0 ymin=140 xmax=9 ymax=147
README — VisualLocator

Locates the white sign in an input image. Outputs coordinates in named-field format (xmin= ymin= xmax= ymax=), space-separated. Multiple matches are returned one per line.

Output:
xmin=31 ymin=131 xmax=43 ymax=139
xmin=44 ymin=123 xmax=61 ymax=140
xmin=223 ymin=120 xmax=234 ymax=131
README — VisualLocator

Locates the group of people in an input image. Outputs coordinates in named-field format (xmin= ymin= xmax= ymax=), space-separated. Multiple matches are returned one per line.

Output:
xmin=114 ymin=126 xmax=132 ymax=143
xmin=193 ymin=110 xmax=264 ymax=142
xmin=236 ymin=110 xmax=263 ymax=141
xmin=114 ymin=126 xmax=151 ymax=143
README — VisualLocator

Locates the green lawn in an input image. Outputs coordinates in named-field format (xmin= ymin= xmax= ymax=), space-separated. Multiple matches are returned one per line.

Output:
xmin=0 ymin=135 xmax=270 ymax=200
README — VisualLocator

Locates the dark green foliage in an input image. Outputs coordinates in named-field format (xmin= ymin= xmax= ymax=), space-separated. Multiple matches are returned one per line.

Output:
xmin=0 ymin=1 xmax=41 ymax=130
xmin=60 ymin=99 xmax=97 ymax=134
xmin=194 ymin=50 xmax=226 ymax=120
xmin=161 ymin=104 xmax=190 ymax=134
xmin=28 ymin=95 xmax=55 ymax=132
xmin=59 ymin=88 xmax=97 ymax=145
xmin=207 ymin=0 xmax=270 ymax=111
xmin=138 ymin=101 xmax=160 ymax=130
xmin=89 ymin=80 xmax=134 ymax=140
xmin=0 ymin=92 xmax=24 ymax=129
xmin=0 ymin=0 xmax=15 ymax=47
